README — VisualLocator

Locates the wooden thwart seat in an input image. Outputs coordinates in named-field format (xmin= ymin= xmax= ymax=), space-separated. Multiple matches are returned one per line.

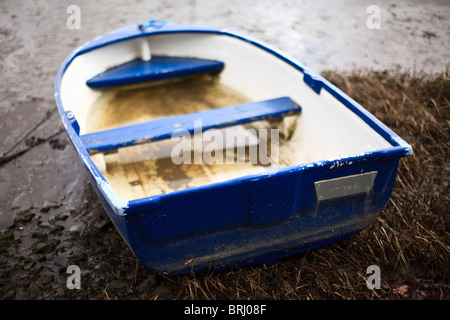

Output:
xmin=86 ymin=56 xmax=225 ymax=89
xmin=80 ymin=97 xmax=301 ymax=154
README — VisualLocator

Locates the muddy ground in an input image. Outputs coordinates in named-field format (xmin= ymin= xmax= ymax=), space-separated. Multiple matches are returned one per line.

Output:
xmin=0 ymin=0 xmax=449 ymax=300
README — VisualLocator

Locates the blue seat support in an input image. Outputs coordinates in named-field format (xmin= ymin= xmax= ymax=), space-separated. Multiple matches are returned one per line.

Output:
xmin=80 ymin=97 xmax=301 ymax=153
xmin=86 ymin=56 xmax=225 ymax=89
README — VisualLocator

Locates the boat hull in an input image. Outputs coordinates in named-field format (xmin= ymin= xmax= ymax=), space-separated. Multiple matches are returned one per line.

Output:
xmin=85 ymin=154 xmax=399 ymax=274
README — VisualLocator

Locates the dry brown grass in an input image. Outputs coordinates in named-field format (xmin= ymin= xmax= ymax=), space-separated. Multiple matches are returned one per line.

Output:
xmin=162 ymin=70 xmax=450 ymax=300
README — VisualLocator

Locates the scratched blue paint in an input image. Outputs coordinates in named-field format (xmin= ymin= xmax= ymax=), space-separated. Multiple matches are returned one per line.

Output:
xmin=86 ymin=56 xmax=225 ymax=89
xmin=80 ymin=97 xmax=300 ymax=153
xmin=54 ymin=21 xmax=412 ymax=274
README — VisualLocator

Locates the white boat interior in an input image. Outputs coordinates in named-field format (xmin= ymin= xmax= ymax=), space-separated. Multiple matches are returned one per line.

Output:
xmin=60 ymin=32 xmax=392 ymax=201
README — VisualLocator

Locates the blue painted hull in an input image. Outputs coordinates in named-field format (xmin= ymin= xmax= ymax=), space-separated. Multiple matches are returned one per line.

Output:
xmin=55 ymin=21 xmax=411 ymax=274
xmin=87 ymin=157 xmax=399 ymax=274
xmin=85 ymin=152 xmax=399 ymax=274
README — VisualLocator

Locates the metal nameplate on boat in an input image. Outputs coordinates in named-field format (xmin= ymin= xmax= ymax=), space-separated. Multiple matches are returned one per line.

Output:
xmin=314 ymin=171 xmax=378 ymax=201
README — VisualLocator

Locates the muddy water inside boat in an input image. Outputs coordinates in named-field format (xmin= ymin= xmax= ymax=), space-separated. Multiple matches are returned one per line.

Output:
xmin=86 ymin=78 xmax=298 ymax=201
xmin=85 ymin=77 xmax=249 ymax=133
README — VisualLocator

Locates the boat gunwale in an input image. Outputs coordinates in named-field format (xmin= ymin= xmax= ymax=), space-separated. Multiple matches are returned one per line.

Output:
xmin=54 ymin=22 xmax=412 ymax=216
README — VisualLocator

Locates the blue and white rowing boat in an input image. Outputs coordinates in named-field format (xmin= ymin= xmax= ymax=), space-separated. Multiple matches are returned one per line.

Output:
xmin=55 ymin=20 xmax=412 ymax=274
